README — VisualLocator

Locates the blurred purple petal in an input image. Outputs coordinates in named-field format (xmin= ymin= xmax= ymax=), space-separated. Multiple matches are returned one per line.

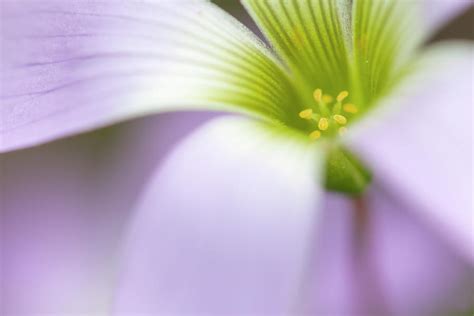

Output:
xmin=301 ymin=185 xmax=472 ymax=315
xmin=348 ymin=43 xmax=473 ymax=262
xmin=1 ymin=0 xmax=286 ymax=152
xmin=1 ymin=112 xmax=212 ymax=315
xmin=297 ymin=192 xmax=357 ymax=314
xmin=366 ymin=186 xmax=473 ymax=315
xmin=114 ymin=116 xmax=323 ymax=315
xmin=422 ymin=0 xmax=472 ymax=33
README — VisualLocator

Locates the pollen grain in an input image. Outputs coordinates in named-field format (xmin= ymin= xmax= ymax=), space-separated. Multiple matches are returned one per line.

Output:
xmin=318 ymin=118 xmax=329 ymax=131
xmin=299 ymin=108 xmax=313 ymax=119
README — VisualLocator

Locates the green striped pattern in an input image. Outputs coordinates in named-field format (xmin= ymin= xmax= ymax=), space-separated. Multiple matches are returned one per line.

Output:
xmin=242 ymin=0 xmax=352 ymax=100
xmin=351 ymin=0 xmax=423 ymax=107
xmin=149 ymin=2 xmax=299 ymax=122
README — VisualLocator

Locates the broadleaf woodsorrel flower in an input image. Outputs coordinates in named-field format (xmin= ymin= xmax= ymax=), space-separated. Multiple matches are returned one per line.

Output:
xmin=1 ymin=0 xmax=472 ymax=315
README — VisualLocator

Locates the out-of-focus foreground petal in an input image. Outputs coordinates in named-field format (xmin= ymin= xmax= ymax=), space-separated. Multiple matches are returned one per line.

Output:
xmin=422 ymin=0 xmax=473 ymax=34
xmin=1 ymin=0 xmax=293 ymax=152
xmin=114 ymin=116 xmax=323 ymax=315
xmin=300 ymin=185 xmax=473 ymax=315
xmin=347 ymin=42 xmax=474 ymax=262
xmin=0 ymin=112 xmax=213 ymax=315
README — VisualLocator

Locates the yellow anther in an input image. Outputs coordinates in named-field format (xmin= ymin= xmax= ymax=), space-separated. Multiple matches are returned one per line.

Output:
xmin=322 ymin=94 xmax=333 ymax=103
xmin=333 ymin=114 xmax=347 ymax=125
xmin=299 ymin=108 xmax=313 ymax=119
xmin=309 ymin=130 xmax=321 ymax=140
xmin=313 ymin=89 xmax=323 ymax=102
xmin=343 ymin=103 xmax=358 ymax=114
xmin=318 ymin=118 xmax=329 ymax=131
xmin=339 ymin=127 xmax=347 ymax=135
xmin=336 ymin=91 xmax=349 ymax=102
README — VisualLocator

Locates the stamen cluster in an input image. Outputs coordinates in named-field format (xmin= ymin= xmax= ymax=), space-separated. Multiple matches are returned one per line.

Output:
xmin=299 ymin=88 xmax=358 ymax=140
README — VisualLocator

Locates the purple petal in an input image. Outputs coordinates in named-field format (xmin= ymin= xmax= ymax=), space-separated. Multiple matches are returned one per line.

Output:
xmin=1 ymin=112 xmax=212 ymax=315
xmin=1 ymin=0 xmax=289 ymax=152
xmin=422 ymin=0 xmax=472 ymax=33
xmin=347 ymin=43 xmax=473 ymax=262
xmin=301 ymin=185 xmax=472 ymax=315
xmin=113 ymin=116 xmax=324 ymax=315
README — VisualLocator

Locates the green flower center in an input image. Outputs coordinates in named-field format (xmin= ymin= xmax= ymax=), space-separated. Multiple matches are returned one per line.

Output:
xmin=298 ymin=88 xmax=358 ymax=140
xmin=239 ymin=0 xmax=425 ymax=196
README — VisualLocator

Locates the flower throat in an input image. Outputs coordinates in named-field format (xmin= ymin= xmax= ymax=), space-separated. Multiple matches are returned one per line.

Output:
xmin=295 ymin=88 xmax=371 ymax=196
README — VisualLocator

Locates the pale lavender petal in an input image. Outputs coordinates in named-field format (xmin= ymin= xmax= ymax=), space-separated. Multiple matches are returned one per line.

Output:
xmin=1 ymin=0 xmax=289 ymax=152
xmin=347 ymin=43 xmax=473 ymax=262
xmin=367 ymin=186 xmax=473 ymax=315
xmin=300 ymin=185 xmax=472 ymax=315
xmin=1 ymin=112 xmax=213 ymax=315
xmin=297 ymin=193 xmax=356 ymax=315
xmin=114 ymin=116 xmax=324 ymax=315
xmin=422 ymin=0 xmax=472 ymax=34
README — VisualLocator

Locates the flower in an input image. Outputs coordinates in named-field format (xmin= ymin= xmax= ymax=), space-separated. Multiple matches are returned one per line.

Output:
xmin=1 ymin=0 xmax=472 ymax=315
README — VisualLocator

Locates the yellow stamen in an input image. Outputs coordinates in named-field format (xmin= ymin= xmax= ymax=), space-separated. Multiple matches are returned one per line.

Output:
xmin=322 ymin=94 xmax=333 ymax=103
xmin=333 ymin=114 xmax=347 ymax=125
xmin=300 ymin=88 xmax=359 ymax=139
xmin=299 ymin=108 xmax=313 ymax=119
xmin=318 ymin=118 xmax=329 ymax=131
xmin=309 ymin=130 xmax=321 ymax=140
xmin=313 ymin=89 xmax=323 ymax=102
xmin=343 ymin=103 xmax=358 ymax=114
xmin=336 ymin=91 xmax=349 ymax=102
